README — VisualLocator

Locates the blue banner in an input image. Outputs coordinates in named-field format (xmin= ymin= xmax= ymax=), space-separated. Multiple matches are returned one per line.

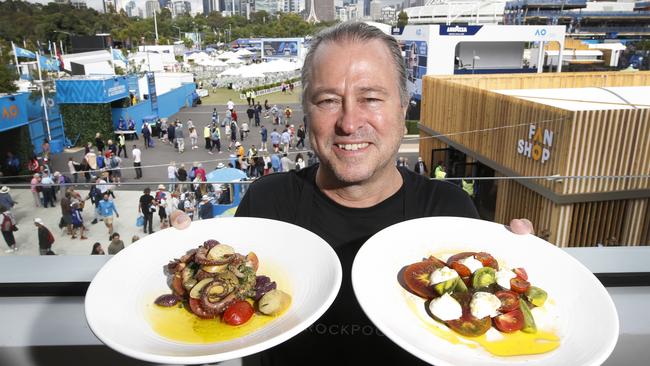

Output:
xmin=14 ymin=46 xmax=36 ymax=59
xmin=0 ymin=93 xmax=29 ymax=133
xmin=39 ymin=55 xmax=60 ymax=71
xmin=439 ymin=25 xmax=483 ymax=36
xmin=56 ymin=76 xmax=130 ymax=104
xmin=112 ymin=49 xmax=128 ymax=64
xmin=147 ymin=72 xmax=158 ymax=114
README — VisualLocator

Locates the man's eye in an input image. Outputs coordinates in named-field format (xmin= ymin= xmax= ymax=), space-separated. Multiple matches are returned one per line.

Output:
xmin=318 ymin=99 xmax=338 ymax=106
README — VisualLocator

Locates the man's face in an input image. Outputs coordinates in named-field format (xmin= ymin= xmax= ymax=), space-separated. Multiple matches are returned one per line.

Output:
xmin=306 ymin=39 xmax=406 ymax=185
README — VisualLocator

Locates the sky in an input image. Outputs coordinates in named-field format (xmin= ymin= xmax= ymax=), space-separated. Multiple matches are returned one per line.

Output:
xmin=27 ymin=0 xmax=205 ymax=15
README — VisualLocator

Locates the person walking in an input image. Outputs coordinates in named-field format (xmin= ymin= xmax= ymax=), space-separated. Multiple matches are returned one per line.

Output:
xmin=254 ymin=102 xmax=262 ymax=127
xmin=35 ymin=218 xmax=54 ymax=255
xmin=95 ymin=133 xmax=105 ymax=154
xmin=97 ymin=192 xmax=119 ymax=237
xmin=189 ymin=126 xmax=199 ymax=150
xmin=167 ymin=162 xmax=177 ymax=192
xmin=414 ymin=157 xmax=427 ymax=176
xmin=210 ymin=127 xmax=221 ymax=154
xmin=246 ymin=105 xmax=255 ymax=125
xmin=260 ymin=125 xmax=268 ymax=152
xmin=0 ymin=186 xmax=16 ymax=211
xmin=176 ymin=164 xmax=188 ymax=192
xmin=281 ymin=128 xmax=291 ymax=153
xmin=132 ymin=145 xmax=142 ymax=179
xmin=138 ymin=188 xmax=155 ymax=235
xmin=1 ymin=206 xmax=18 ymax=253
xmin=167 ymin=122 xmax=176 ymax=147
xmin=142 ymin=123 xmax=152 ymax=149
xmin=296 ymin=124 xmax=306 ymax=149
xmin=203 ymin=125 xmax=212 ymax=151
xmin=60 ymin=192 xmax=74 ymax=236
xmin=270 ymin=128 xmax=281 ymax=152
xmin=70 ymin=201 xmax=88 ymax=240
xmin=117 ymin=134 xmax=128 ymax=158
xmin=229 ymin=119 xmax=238 ymax=151
xmin=40 ymin=171 xmax=56 ymax=208
xmin=30 ymin=174 xmax=41 ymax=207
xmin=176 ymin=124 xmax=185 ymax=153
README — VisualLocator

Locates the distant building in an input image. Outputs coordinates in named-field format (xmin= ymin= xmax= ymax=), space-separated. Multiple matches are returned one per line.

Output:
xmin=255 ymin=0 xmax=279 ymax=14
xmin=381 ymin=5 xmax=396 ymax=23
xmin=103 ymin=0 xmax=119 ymax=13
xmin=370 ymin=0 xmax=382 ymax=20
xmin=279 ymin=0 xmax=299 ymax=12
xmin=305 ymin=0 xmax=335 ymax=22
xmin=125 ymin=0 xmax=137 ymax=16
xmin=337 ymin=4 xmax=359 ymax=21
xmin=173 ymin=0 xmax=191 ymax=16
xmin=145 ymin=0 xmax=161 ymax=18
xmin=70 ymin=0 xmax=88 ymax=9
xmin=203 ymin=0 xmax=220 ymax=14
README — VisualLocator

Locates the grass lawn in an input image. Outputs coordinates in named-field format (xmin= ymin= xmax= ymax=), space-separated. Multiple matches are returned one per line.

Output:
xmin=201 ymin=86 xmax=302 ymax=105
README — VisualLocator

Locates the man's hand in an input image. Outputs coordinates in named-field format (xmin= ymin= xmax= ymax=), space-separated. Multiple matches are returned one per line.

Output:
xmin=509 ymin=219 xmax=535 ymax=235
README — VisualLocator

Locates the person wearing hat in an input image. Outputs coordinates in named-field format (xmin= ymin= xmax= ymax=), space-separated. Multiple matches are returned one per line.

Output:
xmin=198 ymin=195 xmax=214 ymax=220
xmin=155 ymin=184 xmax=169 ymax=229
xmin=235 ymin=141 xmax=244 ymax=159
xmin=34 ymin=218 xmax=54 ymax=255
xmin=0 ymin=186 xmax=16 ymax=210
xmin=1 ymin=206 xmax=18 ymax=253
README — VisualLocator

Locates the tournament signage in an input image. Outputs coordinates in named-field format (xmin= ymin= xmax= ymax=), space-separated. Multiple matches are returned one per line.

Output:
xmin=517 ymin=124 xmax=554 ymax=164
xmin=147 ymin=72 xmax=158 ymax=114
xmin=0 ymin=93 xmax=29 ymax=133
xmin=439 ymin=25 xmax=483 ymax=36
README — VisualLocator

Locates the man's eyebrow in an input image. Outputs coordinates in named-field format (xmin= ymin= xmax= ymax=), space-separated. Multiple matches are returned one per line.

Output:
xmin=358 ymin=86 xmax=390 ymax=95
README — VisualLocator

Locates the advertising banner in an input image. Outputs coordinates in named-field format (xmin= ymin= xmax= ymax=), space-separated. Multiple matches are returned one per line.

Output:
xmin=263 ymin=41 xmax=298 ymax=57
xmin=147 ymin=72 xmax=158 ymax=114
xmin=403 ymin=40 xmax=428 ymax=101
xmin=0 ymin=93 xmax=29 ymax=133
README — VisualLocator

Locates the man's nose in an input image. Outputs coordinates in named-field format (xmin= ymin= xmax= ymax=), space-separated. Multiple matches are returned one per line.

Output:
xmin=336 ymin=101 xmax=363 ymax=134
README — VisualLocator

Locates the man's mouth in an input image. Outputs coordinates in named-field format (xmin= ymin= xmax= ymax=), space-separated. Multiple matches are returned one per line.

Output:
xmin=335 ymin=143 xmax=369 ymax=151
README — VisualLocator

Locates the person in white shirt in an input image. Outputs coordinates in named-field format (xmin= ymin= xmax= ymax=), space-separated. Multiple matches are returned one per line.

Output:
xmin=85 ymin=149 xmax=97 ymax=171
xmin=67 ymin=157 xmax=79 ymax=183
xmin=227 ymin=99 xmax=235 ymax=111
xmin=167 ymin=161 xmax=177 ymax=191
xmin=132 ymin=145 xmax=142 ymax=179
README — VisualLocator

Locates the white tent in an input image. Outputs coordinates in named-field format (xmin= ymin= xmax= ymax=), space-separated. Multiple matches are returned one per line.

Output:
xmin=235 ymin=49 xmax=253 ymax=57
xmin=226 ymin=57 xmax=244 ymax=65
xmin=219 ymin=67 xmax=242 ymax=76
xmin=197 ymin=59 xmax=227 ymax=67
xmin=240 ymin=69 xmax=266 ymax=78
xmin=187 ymin=52 xmax=209 ymax=61
xmin=217 ymin=51 xmax=238 ymax=60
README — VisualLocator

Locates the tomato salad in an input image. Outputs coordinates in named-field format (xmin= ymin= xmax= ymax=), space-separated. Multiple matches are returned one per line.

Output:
xmin=402 ymin=252 xmax=548 ymax=337
xmin=154 ymin=239 xmax=291 ymax=326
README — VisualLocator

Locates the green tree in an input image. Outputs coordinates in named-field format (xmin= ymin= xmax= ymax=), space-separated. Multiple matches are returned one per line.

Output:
xmin=0 ymin=41 xmax=18 ymax=94
xmin=397 ymin=11 xmax=409 ymax=28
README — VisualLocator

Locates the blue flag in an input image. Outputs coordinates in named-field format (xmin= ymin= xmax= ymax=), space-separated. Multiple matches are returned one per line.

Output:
xmin=112 ymin=49 xmax=128 ymax=64
xmin=39 ymin=55 xmax=60 ymax=71
xmin=14 ymin=46 xmax=36 ymax=59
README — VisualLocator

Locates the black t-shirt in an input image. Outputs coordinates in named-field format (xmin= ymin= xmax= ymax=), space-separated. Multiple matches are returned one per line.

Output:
xmin=236 ymin=165 xmax=478 ymax=366
xmin=139 ymin=194 xmax=154 ymax=213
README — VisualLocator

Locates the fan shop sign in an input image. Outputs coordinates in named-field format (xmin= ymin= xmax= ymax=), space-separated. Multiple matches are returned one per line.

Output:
xmin=517 ymin=124 xmax=553 ymax=164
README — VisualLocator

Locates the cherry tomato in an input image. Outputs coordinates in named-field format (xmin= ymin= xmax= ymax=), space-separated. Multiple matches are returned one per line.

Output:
xmin=223 ymin=300 xmax=254 ymax=326
xmin=513 ymin=267 xmax=528 ymax=281
xmin=446 ymin=252 xmax=476 ymax=267
xmin=171 ymin=275 xmax=186 ymax=297
xmin=403 ymin=259 xmax=446 ymax=299
xmin=188 ymin=297 xmax=216 ymax=319
xmin=510 ymin=277 xmax=531 ymax=294
xmin=495 ymin=290 xmax=520 ymax=312
xmin=493 ymin=309 xmax=525 ymax=333
xmin=451 ymin=262 xmax=472 ymax=278
xmin=474 ymin=252 xmax=499 ymax=270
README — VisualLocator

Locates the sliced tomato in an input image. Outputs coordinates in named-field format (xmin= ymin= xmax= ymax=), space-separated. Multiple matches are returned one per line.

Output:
xmin=510 ymin=277 xmax=531 ymax=294
xmin=495 ymin=290 xmax=520 ymax=312
xmin=447 ymin=314 xmax=492 ymax=337
xmin=426 ymin=255 xmax=447 ymax=268
xmin=223 ymin=300 xmax=254 ymax=326
xmin=403 ymin=259 xmax=446 ymax=299
xmin=188 ymin=297 xmax=216 ymax=319
xmin=513 ymin=267 xmax=528 ymax=281
xmin=171 ymin=275 xmax=186 ymax=297
xmin=474 ymin=252 xmax=499 ymax=270
xmin=493 ymin=309 xmax=525 ymax=333
xmin=451 ymin=262 xmax=471 ymax=278
xmin=446 ymin=252 xmax=476 ymax=267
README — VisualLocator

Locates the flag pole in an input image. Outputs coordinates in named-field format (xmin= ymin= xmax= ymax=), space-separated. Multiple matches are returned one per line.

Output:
xmin=110 ymin=45 xmax=116 ymax=74
xmin=36 ymin=51 xmax=52 ymax=142
xmin=11 ymin=41 xmax=21 ymax=77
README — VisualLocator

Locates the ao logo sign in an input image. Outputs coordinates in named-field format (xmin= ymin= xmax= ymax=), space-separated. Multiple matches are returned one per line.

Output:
xmin=2 ymin=105 xmax=18 ymax=119
xmin=517 ymin=124 xmax=553 ymax=164
xmin=535 ymin=28 xmax=548 ymax=36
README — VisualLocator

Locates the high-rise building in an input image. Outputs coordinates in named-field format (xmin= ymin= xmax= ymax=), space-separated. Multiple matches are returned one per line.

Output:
xmin=364 ymin=0 xmax=370 ymax=16
xmin=370 ymin=0 xmax=382 ymax=19
xmin=159 ymin=0 xmax=171 ymax=10
xmin=203 ymin=0 xmax=220 ymax=14
xmin=380 ymin=5 xmax=396 ymax=22
xmin=70 ymin=0 xmax=88 ymax=9
xmin=145 ymin=0 xmax=161 ymax=18
xmin=279 ymin=0 xmax=299 ymax=12
xmin=125 ymin=0 xmax=137 ymax=16
xmin=255 ymin=0 xmax=279 ymax=14
xmin=173 ymin=0 xmax=192 ymax=16
xmin=305 ymin=0 xmax=335 ymax=22
xmin=336 ymin=3 xmax=359 ymax=21
xmin=103 ymin=0 xmax=118 ymax=13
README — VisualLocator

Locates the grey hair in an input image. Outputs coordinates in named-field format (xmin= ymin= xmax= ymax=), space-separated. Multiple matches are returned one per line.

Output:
xmin=301 ymin=21 xmax=409 ymax=112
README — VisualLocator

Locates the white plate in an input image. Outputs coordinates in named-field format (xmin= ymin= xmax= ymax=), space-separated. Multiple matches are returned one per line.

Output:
xmin=352 ymin=217 xmax=619 ymax=366
xmin=85 ymin=217 xmax=342 ymax=364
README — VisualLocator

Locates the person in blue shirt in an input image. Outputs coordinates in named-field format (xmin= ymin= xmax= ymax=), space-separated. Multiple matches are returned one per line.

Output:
xmin=270 ymin=153 xmax=281 ymax=173
xmin=260 ymin=125 xmax=268 ymax=151
xmin=97 ymin=192 xmax=119 ymax=237
xmin=118 ymin=117 xmax=127 ymax=131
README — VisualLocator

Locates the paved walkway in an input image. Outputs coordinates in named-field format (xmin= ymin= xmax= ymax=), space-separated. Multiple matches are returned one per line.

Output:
xmin=1 ymin=189 xmax=159 ymax=256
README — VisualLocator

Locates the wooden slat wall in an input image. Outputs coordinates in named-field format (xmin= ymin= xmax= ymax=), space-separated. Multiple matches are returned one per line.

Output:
xmin=429 ymin=71 xmax=650 ymax=90
xmin=565 ymin=109 xmax=650 ymax=194
xmin=494 ymin=178 xmax=557 ymax=243
xmin=419 ymin=131 xmax=447 ymax=175
xmin=421 ymin=78 xmax=572 ymax=195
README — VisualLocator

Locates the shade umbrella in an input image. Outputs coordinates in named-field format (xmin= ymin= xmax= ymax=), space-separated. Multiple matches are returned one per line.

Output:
xmin=206 ymin=168 xmax=248 ymax=182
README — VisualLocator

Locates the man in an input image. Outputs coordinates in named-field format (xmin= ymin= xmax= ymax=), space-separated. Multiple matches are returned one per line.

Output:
xmin=98 ymin=192 xmax=119 ymax=237
xmin=198 ymin=195 xmax=214 ymax=220
xmin=296 ymin=124 xmax=306 ymax=149
xmin=132 ymin=145 xmax=142 ymax=179
xmin=138 ymin=188 xmax=155 ymax=235
xmin=0 ymin=186 xmax=16 ymax=210
xmin=270 ymin=128 xmax=281 ymax=152
xmin=414 ymin=156 xmax=427 ymax=176
xmin=235 ymin=22 xmax=533 ymax=365
xmin=210 ymin=127 xmax=221 ymax=154
xmin=117 ymin=134 xmax=128 ymax=158
xmin=254 ymin=101 xmax=262 ymax=127
xmin=227 ymin=98 xmax=235 ymax=111
xmin=175 ymin=123 xmax=185 ymax=153
xmin=203 ymin=124 xmax=212 ymax=151
xmin=260 ymin=125 xmax=268 ymax=151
